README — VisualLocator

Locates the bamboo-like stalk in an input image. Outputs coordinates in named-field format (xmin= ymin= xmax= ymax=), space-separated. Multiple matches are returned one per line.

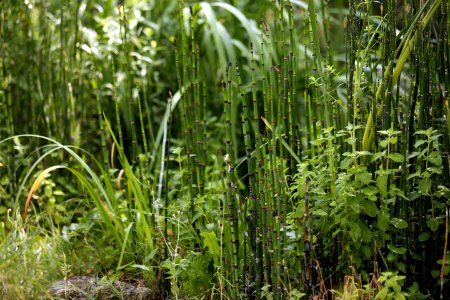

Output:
xmin=111 ymin=60 xmax=125 ymax=160
xmin=236 ymin=62 xmax=256 ymax=293
xmin=223 ymin=65 xmax=240 ymax=297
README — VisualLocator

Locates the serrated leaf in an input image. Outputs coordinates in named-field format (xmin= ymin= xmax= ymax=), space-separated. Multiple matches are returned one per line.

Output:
xmin=357 ymin=171 xmax=372 ymax=185
xmin=377 ymin=175 xmax=388 ymax=197
xmin=314 ymin=209 xmax=328 ymax=216
xmin=348 ymin=221 xmax=361 ymax=243
xmin=407 ymin=171 xmax=421 ymax=180
xmin=418 ymin=232 xmax=430 ymax=242
xmin=427 ymin=218 xmax=439 ymax=231
xmin=394 ymin=247 xmax=407 ymax=255
xmin=390 ymin=136 xmax=398 ymax=144
xmin=55 ymin=204 xmax=66 ymax=212
xmin=418 ymin=178 xmax=432 ymax=195
xmin=340 ymin=157 xmax=353 ymax=169
xmin=364 ymin=186 xmax=379 ymax=197
xmin=376 ymin=287 xmax=389 ymax=299
xmin=414 ymin=140 xmax=427 ymax=148
xmin=428 ymin=152 xmax=442 ymax=166
xmin=380 ymin=140 xmax=389 ymax=148
xmin=294 ymin=202 xmax=305 ymax=218
xmin=431 ymin=270 xmax=440 ymax=278
xmin=371 ymin=151 xmax=386 ymax=162
xmin=391 ymin=218 xmax=408 ymax=230
xmin=363 ymin=201 xmax=378 ymax=217
xmin=201 ymin=231 xmax=220 ymax=260
xmin=408 ymin=191 xmax=420 ymax=201
xmin=407 ymin=151 xmax=420 ymax=160
xmin=389 ymin=153 xmax=404 ymax=163
xmin=377 ymin=211 xmax=390 ymax=231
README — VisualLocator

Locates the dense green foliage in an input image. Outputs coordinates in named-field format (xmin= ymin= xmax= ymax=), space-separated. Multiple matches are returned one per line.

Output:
xmin=0 ymin=0 xmax=449 ymax=299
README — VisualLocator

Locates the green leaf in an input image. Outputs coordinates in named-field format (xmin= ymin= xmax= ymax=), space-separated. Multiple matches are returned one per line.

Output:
xmin=360 ymin=223 xmax=372 ymax=243
xmin=394 ymin=247 xmax=407 ymax=255
xmin=377 ymin=175 xmax=388 ymax=197
xmin=201 ymin=231 xmax=220 ymax=259
xmin=348 ymin=221 xmax=361 ymax=243
xmin=314 ymin=209 xmax=328 ymax=216
xmin=391 ymin=218 xmax=408 ymax=230
xmin=376 ymin=287 xmax=389 ymax=300
xmin=427 ymin=218 xmax=439 ymax=231
xmin=363 ymin=201 xmax=378 ymax=217
xmin=428 ymin=152 xmax=442 ymax=166
xmin=340 ymin=157 xmax=353 ymax=169
xmin=431 ymin=270 xmax=440 ymax=278
xmin=0 ymin=206 xmax=7 ymax=215
xmin=414 ymin=139 xmax=427 ymax=148
xmin=44 ymin=185 xmax=53 ymax=198
xmin=294 ymin=202 xmax=305 ymax=218
xmin=356 ymin=171 xmax=372 ymax=185
xmin=408 ymin=191 xmax=421 ymax=201
xmin=346 ymin=137 xmax=357 ymax=145
xmin=377 ymin=211 xmax=390 ymax=231
xmin=418 ymin=232 xmax=430 ymax=242
xmin=389 ymin=153 xmax=404 ymax=163
xmin=407 ymin=151 xmax=420 ymax=160
xmin=55 ymin=204 xmax=66 ymax=212
xmin=364 ymin=186 xmax=379 ymax=197
xmin=418 ymin=178 xmax=432 ymax=195
xmin=371 ymin=151 xmax=386 ymax=162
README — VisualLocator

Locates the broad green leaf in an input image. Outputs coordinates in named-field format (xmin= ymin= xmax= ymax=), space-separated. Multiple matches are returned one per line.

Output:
xmin=408 ymin=191 xmax=420 ymax=201
xmin=396 ymin=247 xmax=407 ymax=255
xmin=418 ymin=232 xmax=430 ymax=242
xmin=360 ymin=222 xmax=372 ymax=243
xmin=431 ymin=270 xmax=440 ymax=278
xmin=427 ymin=218 xmax=439 ymax=231
xmin=363 ymin=186 xmax=379 ymax=197
xmin=407 ymin=151 xmax=420 ymax=160
xmin=44 ymin=185 xmax=53 ymax=197
xmin=391 ymin=218 xmax=408 ymax=230
xmin=418 ymin=178 xmax=432 ymax=194
xmin=348 ymin=197 xmax=360 ymax=213
xmin=340 ymin=157 xmax=353 ymax=169
xmin=294 ymin=202 xmax=305 ymax=218
xmin=428 ymin=152 xmax=442 ymax=166
xmin=314 ymin=209 xmax=328 ymax=217
xmin=391 ymin=187 xmax=408 ymax=200
xmin=414 ymin=139 xmax=427 ymax=148
xmin=201 ymin=231 xmax=221 ymax=259
xmin=348 ymin=221 xmax=361 ymax=243
xmin=363 ymin=201 xmax=378 ymax=217
xmin=376 ymin=287 xmax=389 ymax=300
xmin=377 ymin=211 xmax=390 ymax=231
xmin=389 ymin=153 xmax=404 ymax=163
xmin=0 ymin=206 xmax=7 ymax=215
xmin=371 ymin=151 xmax=386 ymax=162
xmin=377 ymin=175 xmax=388 ymax=197
xmin=356 ymin=171 xmax=372 ymax=185
xmin=346 ymin=137 xmax=357 ymax=145
xmin=388 ymin=244 xmax=407 ymax=255
xmin=379 ymin=139 xmax=389 ymax=148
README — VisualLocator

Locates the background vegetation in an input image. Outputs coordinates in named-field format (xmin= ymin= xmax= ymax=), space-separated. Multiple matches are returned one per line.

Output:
xmin=0 ymin=0 xmax=449 ymax=299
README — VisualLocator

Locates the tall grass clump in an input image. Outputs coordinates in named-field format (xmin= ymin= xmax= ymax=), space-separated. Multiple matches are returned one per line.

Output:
xmin=0 ymin=0 xmax=449 ymax=299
